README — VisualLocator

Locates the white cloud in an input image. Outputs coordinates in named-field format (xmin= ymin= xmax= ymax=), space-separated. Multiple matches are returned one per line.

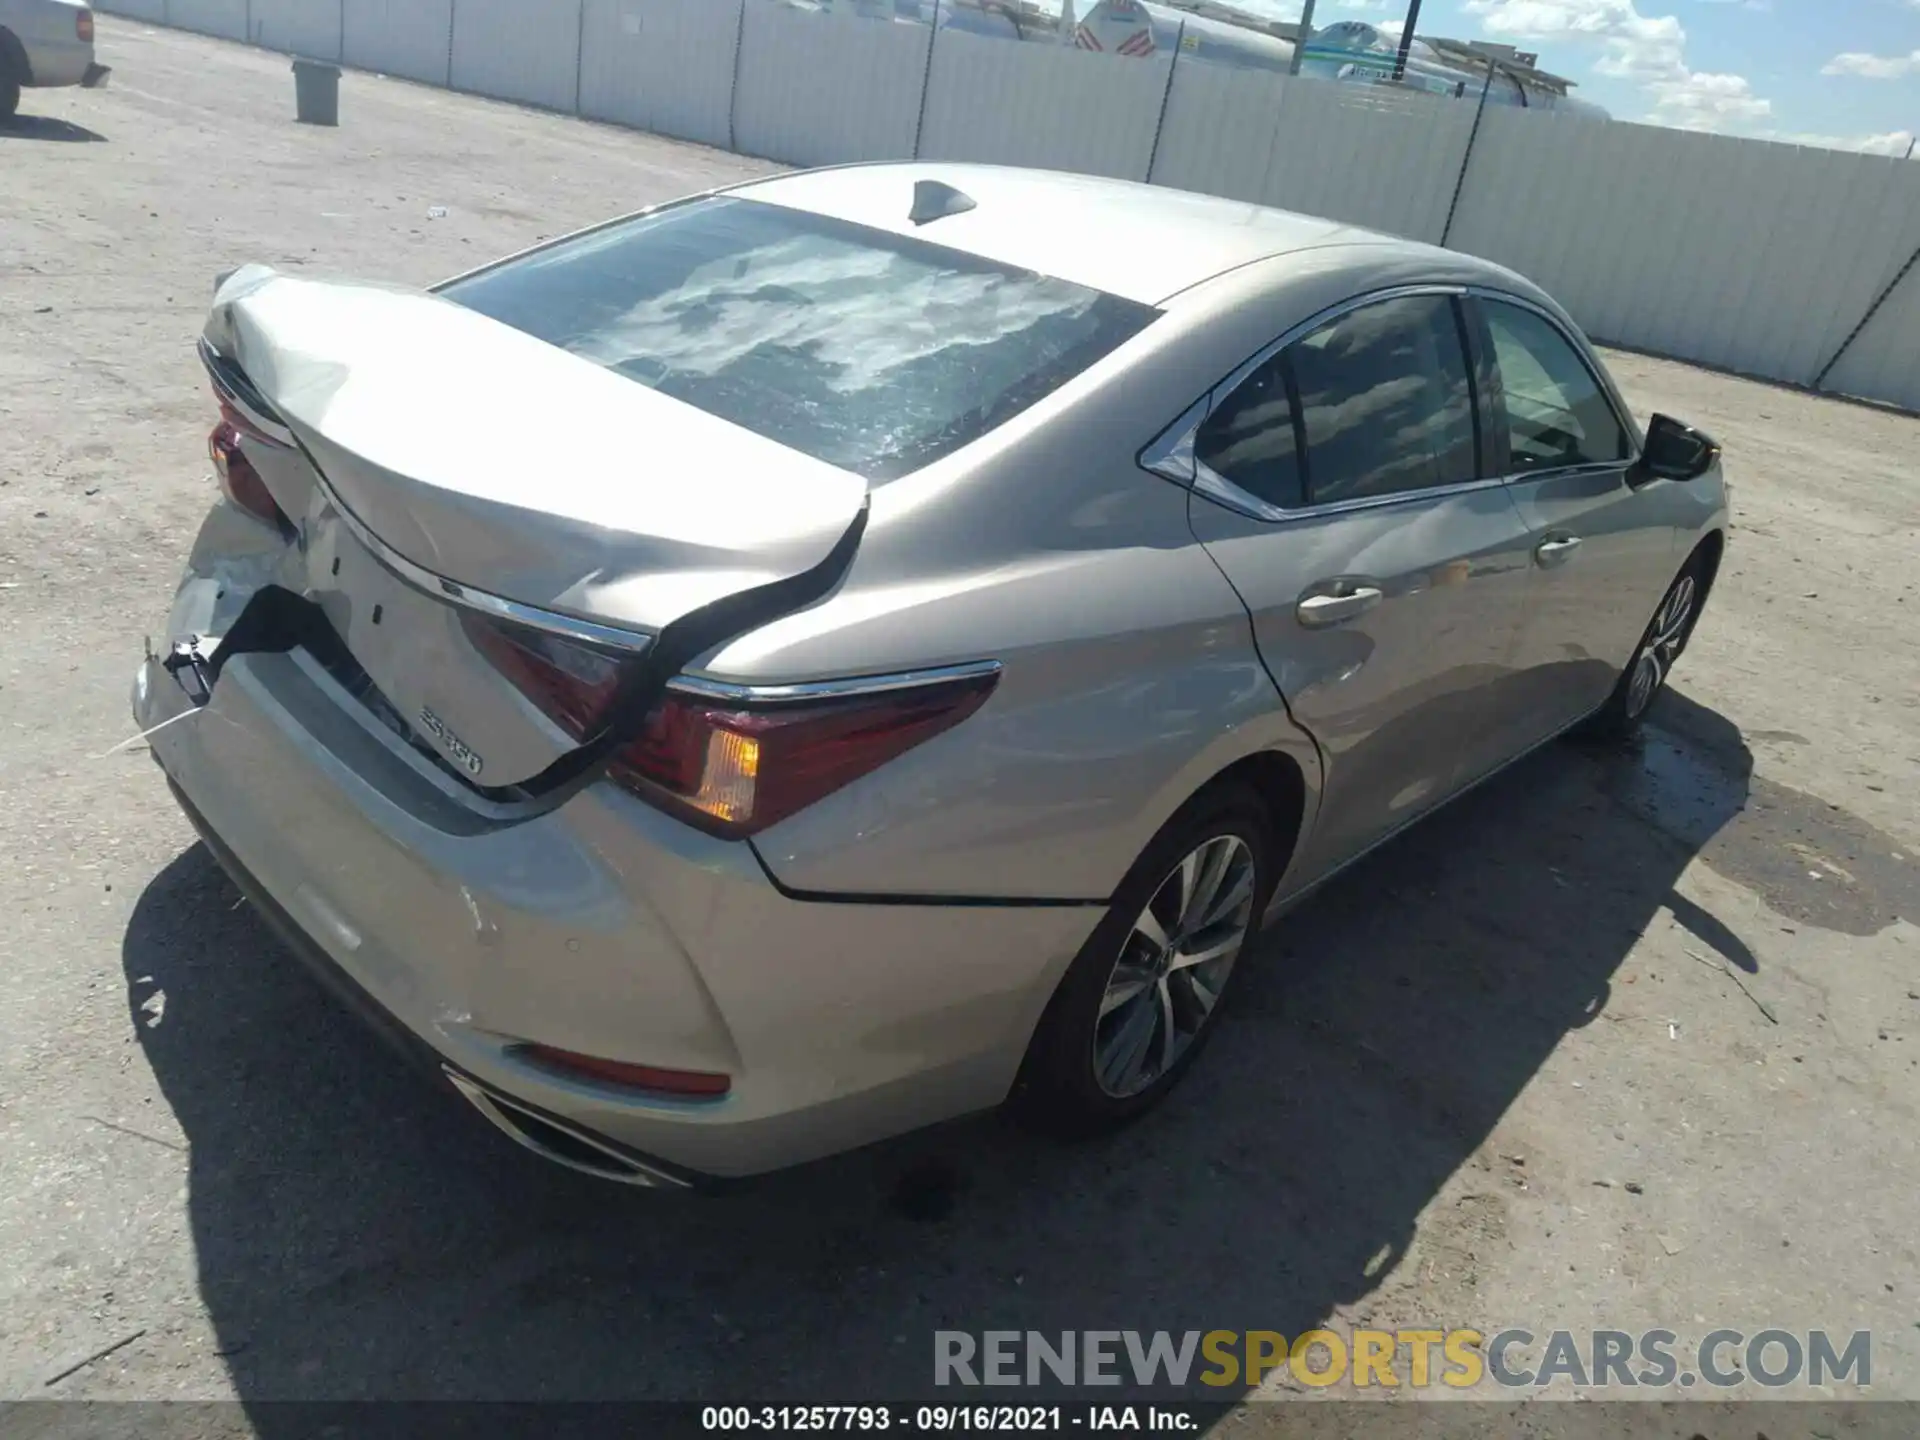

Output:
xmin=1822 ymin=50 xmax=1920 ymax=79
xmin=1768 ymin=128 xmax=1918 ymax=157
xmin=1463 ymin=0 xmax=1771 ymax=130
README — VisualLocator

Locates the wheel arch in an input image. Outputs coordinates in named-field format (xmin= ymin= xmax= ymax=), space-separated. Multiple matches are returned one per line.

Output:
xmin=1689 ymin=527 xmax=1726 ymax=601
xmin=1679 ymin=527 xmax=1727 ymax=648
xmin=1176 ymin=747 xmax=1311 ymax=884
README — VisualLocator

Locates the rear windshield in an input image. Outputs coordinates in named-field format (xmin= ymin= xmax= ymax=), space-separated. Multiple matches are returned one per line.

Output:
xmin=441 ymin=197 xmax=1157 ymax=481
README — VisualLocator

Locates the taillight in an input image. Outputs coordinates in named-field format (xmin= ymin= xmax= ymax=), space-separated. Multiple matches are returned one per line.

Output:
xmin=518 ymin=1043 xmax=730 ymax=1098
xmin=208 ymin=412 xmax=288 ymax=529
xmin=462 ymin=614 xmax=997 ymax=836
xmin=461 ymin=611 xmax=631 ymax=741
xmin=611 ymin=675 xmax=997 ymax=837
xmin=77 ymin=8 xmax=93 ymax=41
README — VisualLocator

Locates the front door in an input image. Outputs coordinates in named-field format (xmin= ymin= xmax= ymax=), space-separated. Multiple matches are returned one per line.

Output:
xmin=1184 ymin=291 xmax=1537 ymax=880
xmin=1469 ymin=295 xmax=1682 ymax=739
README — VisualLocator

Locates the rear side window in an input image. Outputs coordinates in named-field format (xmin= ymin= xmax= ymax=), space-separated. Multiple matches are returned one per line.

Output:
xmin=1480 ymin=299 xmax=1631 ymax=471
xmin=1291 ymin=294 xmax=1479 ymax=506
xmin=442 ymin=196 xmax=1157 ymax=481
xmin=1194 ymin=351 xmax=1305 ymax=509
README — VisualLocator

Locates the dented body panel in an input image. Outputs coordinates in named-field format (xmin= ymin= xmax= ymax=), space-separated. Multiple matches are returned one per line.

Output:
xmin=143 ymin=164 xmax=1727 ymax=1181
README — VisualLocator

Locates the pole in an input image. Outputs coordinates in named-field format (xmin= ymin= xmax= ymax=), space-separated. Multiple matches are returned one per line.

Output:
xmin=572 ymin=0 xmax=586 ymax=115
xmin=726 ymin=0 xmax=746 ymax=153
xmin=1812 ymin=236 xmax=1920 ymax=390
xmin=1144 ymin=20 xmax=1183 ymax=185
xmin=1440 ymin=62 xmax=1497 ymax=249
xmin=912 ymin=0 xmax=942 ymax=159
xmin=1906 ymin=135 xmax=1916 ymax=161
xmin=1392 ymin=0 xmax=1423 ymax=82
xmin=1288 ymin=0 xmax=1316 ymax=76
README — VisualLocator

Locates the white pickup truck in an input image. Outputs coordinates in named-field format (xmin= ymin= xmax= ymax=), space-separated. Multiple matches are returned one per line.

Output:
xmin=0 ymin=0 xmax=107 ymax=119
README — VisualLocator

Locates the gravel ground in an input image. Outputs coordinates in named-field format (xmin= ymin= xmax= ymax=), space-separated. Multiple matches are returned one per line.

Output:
xmin=2 ymin=18 xmax=1917 ymax=1424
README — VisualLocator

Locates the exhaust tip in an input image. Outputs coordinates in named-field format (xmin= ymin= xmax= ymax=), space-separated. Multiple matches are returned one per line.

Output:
xmin=443 ymin=1068 xmax=692 ymax=1189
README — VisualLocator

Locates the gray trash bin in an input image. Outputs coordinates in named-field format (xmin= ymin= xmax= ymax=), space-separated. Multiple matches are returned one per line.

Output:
xmin=292 ymin=58 xmax=341 ymax=126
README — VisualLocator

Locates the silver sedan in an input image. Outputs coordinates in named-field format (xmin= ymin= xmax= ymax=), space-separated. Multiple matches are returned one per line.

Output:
xmin=133 ymin=163 xmax=1728 ymax=1184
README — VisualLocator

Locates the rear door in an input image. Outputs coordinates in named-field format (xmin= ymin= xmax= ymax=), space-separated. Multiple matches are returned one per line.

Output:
xmin=1184 ymin=290 xmax=1538 ymax=877
xmin=1469 ymin=293 xmax=1680 ymax=738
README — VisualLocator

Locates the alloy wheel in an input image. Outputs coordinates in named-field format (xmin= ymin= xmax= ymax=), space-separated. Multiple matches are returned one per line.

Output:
xmin=1625 ymin=572 xmax=1697 ymax=720
xmin=1092 ymin=833 xmax=1257 ymax=1099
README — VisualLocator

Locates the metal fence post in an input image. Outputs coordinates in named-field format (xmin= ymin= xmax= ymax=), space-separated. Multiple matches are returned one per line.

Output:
xmin=911 ymin=0 xmax=941 ymax=160
xmin=444 ymin=0 xmax=455 ymax=89
xmin=1812 ymin=237 xmax=1920 ymax=391
xmin=727 ymin=0 xmax=747 ymax=153
xmin=572 ymin=0 xmax=586 ymax=115
xmin=1142 ymin=20 xmax=1183 ymax=186
xmin=1438 ymin=63 xmax=1496 ymax=249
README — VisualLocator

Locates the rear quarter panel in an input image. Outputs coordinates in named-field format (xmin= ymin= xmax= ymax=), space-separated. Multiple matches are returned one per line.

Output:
xmin=695 ymin=276 xmax=1356 ymax=902
xmin=8 ymin=0 xmax=93 ymax=87
xmin=737 ymin=478 xmax=1319 ymax=902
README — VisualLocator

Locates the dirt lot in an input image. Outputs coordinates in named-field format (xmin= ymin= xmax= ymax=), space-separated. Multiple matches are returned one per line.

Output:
xmin=2 ymin=18 xmax=1917 ymax=1422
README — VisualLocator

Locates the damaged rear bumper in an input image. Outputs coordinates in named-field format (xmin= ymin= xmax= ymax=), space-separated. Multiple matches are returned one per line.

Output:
xmin=131 ymin=573 xmax=1096 ymax=1181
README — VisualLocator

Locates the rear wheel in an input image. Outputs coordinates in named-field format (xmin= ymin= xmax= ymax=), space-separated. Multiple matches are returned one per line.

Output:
xmin=1012 ymin=788 xmax=1278 ymax=1136
xmin=1582 ymin=556 xmax=1704 ymax=740
xmin=0 ymin=68 xmax=20 ymax=122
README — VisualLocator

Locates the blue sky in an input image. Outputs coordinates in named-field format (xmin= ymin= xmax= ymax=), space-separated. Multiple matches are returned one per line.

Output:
xmin=1228 ymin=0 xmax=1920 ymax=153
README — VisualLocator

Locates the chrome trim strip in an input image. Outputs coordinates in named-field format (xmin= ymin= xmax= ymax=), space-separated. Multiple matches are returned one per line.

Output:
xmin=1193 ymin=459 xmax=1296 ymax=522
xmin=1141 ymin=396 xmax=1206 ymax=484
xmin=327 ymin=491 xmax=658 ymax=655
xmin=1140 ymin=280 xmax=1646 ymax=524
xmin=199 ymin=342 xmax=655 ymax=655
xmin=1498 ymin=459 xmax=1633 ymax=486
xmin=669 ymin=658 xmax=1003 ymax=706
xmin=200 ymin=339 xmax=297 ymax=448
xmin=1195 ymin=465 xmax=1511 ymax=525
xmin=444 ymin=1068 xmax=691 ymax=1189
xmin=1209 ymin=283 xmax=1470 ymax=410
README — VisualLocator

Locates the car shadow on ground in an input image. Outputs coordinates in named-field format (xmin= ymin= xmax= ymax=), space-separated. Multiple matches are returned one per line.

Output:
xmin=123 ymin=688 xmax=1764 ymax=1409
xmin=0 ymin=113 xmax=107 ymax=143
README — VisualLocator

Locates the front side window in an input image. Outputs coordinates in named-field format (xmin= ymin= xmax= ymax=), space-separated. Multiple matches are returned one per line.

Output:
xmin=1481 ymin=299 xmax=1630 ymax=472
xmin=1290 ymin=294 xmax=1479 ymax=506
xmin=442 ymin=196 xmax=1157 ymax=481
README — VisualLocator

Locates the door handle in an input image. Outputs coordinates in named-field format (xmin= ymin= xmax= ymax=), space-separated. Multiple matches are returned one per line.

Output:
xmin=1297 ymin=587 xmax=1384 ymax=628
xmin=1535 ymin=535 xmax=1583 ymax=566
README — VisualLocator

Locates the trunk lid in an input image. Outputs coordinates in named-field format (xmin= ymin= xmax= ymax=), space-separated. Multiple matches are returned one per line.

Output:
xmin=202 ymin=266 xmax=868 ymax=789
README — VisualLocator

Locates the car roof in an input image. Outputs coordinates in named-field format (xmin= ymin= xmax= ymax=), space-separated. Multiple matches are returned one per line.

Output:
xmin=731 ymin=163 xmax=1427 ymax=306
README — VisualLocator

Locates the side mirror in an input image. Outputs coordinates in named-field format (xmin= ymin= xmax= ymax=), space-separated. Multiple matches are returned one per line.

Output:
xmin=1641 ymin=413 xmax=1719 ymax=482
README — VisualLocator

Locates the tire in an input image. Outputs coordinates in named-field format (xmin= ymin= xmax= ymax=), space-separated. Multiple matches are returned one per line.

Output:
xmin=1011 ymin=786 xmax=1280 ymax=1137
xmin=0 ymin=70 xmax=20 ymax=122
xmin=1581 ymin=554 xmax=1707 ymax=741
